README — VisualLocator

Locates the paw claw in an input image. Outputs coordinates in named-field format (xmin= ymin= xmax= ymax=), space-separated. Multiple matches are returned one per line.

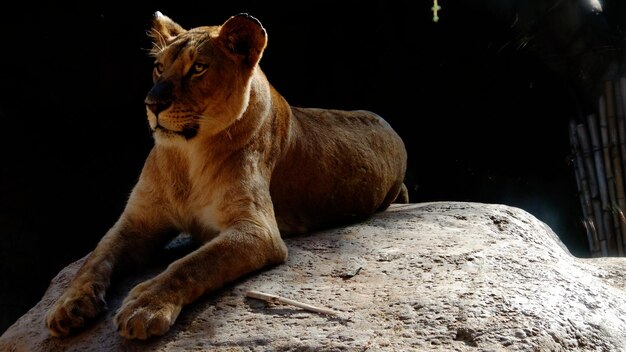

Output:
xmin=45 ymin=284 xmax=106 ymax=337
xmin=115 ymin=283 xmax=182 ymax=340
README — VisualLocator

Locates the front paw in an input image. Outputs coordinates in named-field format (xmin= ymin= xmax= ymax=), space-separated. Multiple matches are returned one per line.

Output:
xmin=114 ymin=280 xmax=182 ymax=340
xmin=45 ymin=283 xmax=107 ymax=337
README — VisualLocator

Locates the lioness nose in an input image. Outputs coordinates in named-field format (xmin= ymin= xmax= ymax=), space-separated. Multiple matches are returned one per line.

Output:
xmin=145 ymin=81 xmax=173 ymax=115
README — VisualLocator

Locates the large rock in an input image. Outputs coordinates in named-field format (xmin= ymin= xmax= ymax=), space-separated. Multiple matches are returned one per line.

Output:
xmin=1 ymin=202 xmax=626 ymax=351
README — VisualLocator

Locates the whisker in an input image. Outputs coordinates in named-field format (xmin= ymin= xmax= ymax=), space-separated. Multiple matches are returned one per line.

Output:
xmin=193 ymin=114 xmax=219 ymax=126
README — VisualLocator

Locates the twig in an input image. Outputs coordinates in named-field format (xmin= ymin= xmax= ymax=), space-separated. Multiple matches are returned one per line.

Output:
xmin=246 ymin=290 xmax=339 ymax=316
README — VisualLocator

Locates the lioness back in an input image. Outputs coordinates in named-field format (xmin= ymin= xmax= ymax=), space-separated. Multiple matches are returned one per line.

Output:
xmin=271 ymin=106 xmax=408 ymax=234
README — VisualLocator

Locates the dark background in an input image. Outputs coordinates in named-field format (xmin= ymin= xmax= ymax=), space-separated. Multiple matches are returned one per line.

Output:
xmin=1 ymin=0 xmax=625 ymax=334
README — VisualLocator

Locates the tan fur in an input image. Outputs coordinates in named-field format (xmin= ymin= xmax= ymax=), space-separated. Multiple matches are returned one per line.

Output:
xmin=45 ymin=12 xmax=408 ymax=340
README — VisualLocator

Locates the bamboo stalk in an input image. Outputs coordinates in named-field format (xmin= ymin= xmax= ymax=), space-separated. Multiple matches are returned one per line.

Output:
xmin=605 ymin=80 xmax=626 ymax=256
xmin=598 ymin=91 xmax=620 ymax=256
xmin=616 ymin=77 xmax=626 ymax=180
xmin=569 ymin=120 xmax=599 ymax=255
xmin=577 ymin=120 xmax=608 ymax=256
xmin=617 ymin=77 xmax=626 ymax=252
xmin=587 ymin=112 xmax=613 ymax=255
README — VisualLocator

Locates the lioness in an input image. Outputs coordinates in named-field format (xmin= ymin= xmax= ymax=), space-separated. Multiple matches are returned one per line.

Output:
xmin=45 ymin=12 xmax=408 ymax=340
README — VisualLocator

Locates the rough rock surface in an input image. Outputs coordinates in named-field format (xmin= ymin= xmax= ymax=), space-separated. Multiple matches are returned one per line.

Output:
xmin=1 ymin=202 xmax=626 ymax=351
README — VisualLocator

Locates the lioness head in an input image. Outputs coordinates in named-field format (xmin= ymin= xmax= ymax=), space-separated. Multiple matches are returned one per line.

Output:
xmin=146 ymin=12 xmax=267 ymax=143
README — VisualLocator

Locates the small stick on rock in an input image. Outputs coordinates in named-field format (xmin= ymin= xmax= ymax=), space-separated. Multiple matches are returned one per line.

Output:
xmin=246 ymin=290 xmax=339 ymax=316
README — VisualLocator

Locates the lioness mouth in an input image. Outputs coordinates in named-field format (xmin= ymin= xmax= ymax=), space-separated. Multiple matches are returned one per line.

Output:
xmin=154 ymin=124 xmax=198 ymax=140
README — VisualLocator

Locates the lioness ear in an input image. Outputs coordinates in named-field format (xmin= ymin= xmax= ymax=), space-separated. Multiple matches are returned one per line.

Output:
xmin=149 ymin=11 xmax=186 ymax=55
xmin=219 ymin=13 xmax=267 ymax=68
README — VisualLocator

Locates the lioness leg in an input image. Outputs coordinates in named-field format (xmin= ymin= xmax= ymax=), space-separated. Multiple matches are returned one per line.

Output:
xmin=114 ymin=220 xmax=287 ymax=340
xmin=45 ymin=215 xmax=175 ymax=337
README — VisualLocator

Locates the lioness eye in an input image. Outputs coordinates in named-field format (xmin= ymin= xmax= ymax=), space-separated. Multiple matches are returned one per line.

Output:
xmin=154 ymin=62 xmax=164 ymax=75
xmin=192 ymin=63 xmax=207 ymax=75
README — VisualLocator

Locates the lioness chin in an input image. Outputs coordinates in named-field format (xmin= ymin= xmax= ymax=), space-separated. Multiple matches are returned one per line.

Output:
xmin=45 ymin=12 xmax=408 ymax=340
